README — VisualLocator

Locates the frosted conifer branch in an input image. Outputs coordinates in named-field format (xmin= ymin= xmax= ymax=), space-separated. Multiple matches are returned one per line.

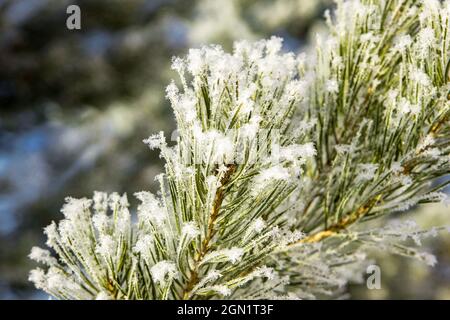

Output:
xmin=30 ymin=0 xmax=450 ymax=300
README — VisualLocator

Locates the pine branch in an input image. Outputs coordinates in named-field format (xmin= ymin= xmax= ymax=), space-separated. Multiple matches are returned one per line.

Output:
xmin=29 ymin=0 xmax=450 ymax=300
xmin=182 ymin=164 xmax=236 ymax=299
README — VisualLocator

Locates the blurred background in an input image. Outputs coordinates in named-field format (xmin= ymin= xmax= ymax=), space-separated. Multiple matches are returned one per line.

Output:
xmin=0 ymin=0 xmax=448 ymax=299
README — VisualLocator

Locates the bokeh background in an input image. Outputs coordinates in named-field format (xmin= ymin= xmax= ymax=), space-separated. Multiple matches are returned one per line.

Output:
xmin=0 ymin=0 xmax=448 ymax=299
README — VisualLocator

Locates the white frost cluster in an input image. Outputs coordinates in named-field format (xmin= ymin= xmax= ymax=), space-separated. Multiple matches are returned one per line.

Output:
xmin=150 ymin=261 xmax=178 ymax=284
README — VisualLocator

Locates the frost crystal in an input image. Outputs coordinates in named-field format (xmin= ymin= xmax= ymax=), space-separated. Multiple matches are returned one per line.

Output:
xmin=143 ymin=132 xmax=165 ymax=150
xmin=29 ymin=247 xmax=56 ymax=266
xmin=150 ymin=261 xmax=178 ymax=284
xmin=326 ymin=79 xmax=339 ymax=94
xmin=393 ymin=35 xmax=412 ymax=53
xmin=182 ymin=222 xmax=200 ymax=238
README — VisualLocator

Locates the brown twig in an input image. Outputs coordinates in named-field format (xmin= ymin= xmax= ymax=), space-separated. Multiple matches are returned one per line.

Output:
xmin=290 ymin=194 xmax=382 ymax=246
xmin=182 ymin=164 xmax=236 ymax=299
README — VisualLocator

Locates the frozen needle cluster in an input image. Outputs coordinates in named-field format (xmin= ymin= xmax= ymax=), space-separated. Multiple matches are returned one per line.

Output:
xmin=30 ymin=0 xmax=449 ymax=299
